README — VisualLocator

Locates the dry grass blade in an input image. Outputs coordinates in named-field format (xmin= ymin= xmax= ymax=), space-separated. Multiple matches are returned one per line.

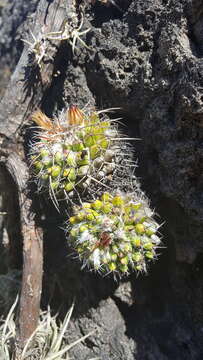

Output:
xmin=0 ymin=299 xmax=97 ymax=360
xmin=30 ymin=302 xmax=96 ymax=360
xmin=0 ymin=295 xmax=18 ymax=359
xmin=50 ymin=301 xmax=74 ymax=354
xmin=1 ymin=295 xmax=18 ymax=345
xmin=45 ymin=329 xmax=96 ymax=360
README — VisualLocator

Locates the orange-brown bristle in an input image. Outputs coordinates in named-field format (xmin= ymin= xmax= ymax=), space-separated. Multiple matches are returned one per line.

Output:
xmin=67 ymin=105 xmax=84 ymax=125
xmin=32 ymin=110 xmax=63 ymax=134
xmin=32 ymin=110 xmax=54 ymax=130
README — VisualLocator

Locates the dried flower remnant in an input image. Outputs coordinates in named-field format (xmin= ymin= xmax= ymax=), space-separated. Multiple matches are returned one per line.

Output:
xmin=46 ymin=14 xmax=91 ymax=54
xmin=22 ymin=30 xmax=50 ymax=66
xmin=22 ymin=13 xmax=91 ymax=66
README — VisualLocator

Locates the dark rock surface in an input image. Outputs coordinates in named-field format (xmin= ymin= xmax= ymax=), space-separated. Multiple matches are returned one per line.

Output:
xmin=0 ymin=0 xmax=39 ymax=95
xmin=0 ymin=0 xmax=203 ymax=359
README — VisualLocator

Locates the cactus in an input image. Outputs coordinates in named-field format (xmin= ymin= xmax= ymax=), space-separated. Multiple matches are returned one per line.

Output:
xmin=29 ymin=105 xmax=163 ymax=277
xmin=67 ymin=191 xmax=161 ymax=276
xmin=30 ymin=106 xmax=134 ymax=206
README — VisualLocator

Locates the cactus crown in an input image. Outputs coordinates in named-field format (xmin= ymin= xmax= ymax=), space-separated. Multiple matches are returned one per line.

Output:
xmin=68 ymin=191 xmax=161 ymax=277
xmin=30 ymin=105 xmax=135 ymax=207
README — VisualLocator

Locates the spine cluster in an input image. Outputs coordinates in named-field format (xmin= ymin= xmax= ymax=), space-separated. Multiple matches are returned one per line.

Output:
xmin=68 ymin=192 xmax=161 ymax=276
xmin=30 ymin=105 xmax=162 ymax=277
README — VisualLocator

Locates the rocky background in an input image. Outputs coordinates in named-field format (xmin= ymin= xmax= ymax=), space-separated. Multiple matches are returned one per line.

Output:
xmin=0 ymin=0 xmax=203 ymax=359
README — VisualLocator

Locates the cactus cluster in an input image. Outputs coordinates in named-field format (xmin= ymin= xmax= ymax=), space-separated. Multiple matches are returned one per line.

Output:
xmin=30 ymin=106 xmax=127 ymax=203
xmin=68 ymin=192 xmax=161 ymax=276
xmin=30 ymin=105 xmax=162 ymax=277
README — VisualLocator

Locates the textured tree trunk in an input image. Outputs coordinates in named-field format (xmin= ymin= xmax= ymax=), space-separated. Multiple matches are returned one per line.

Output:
xmin=0 ymin=0 xmax=67 ymax=355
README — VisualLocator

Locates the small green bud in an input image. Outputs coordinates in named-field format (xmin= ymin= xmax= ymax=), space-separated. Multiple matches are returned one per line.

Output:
xmin=42 ymin=156 xmax=52 ymax=167
xmin=90 ymin=145 xmax=101 ymax=159
xmin=124 ymin=206 xmax=131 ymax=215
xmin=101 ymin=203 xmax=112 ymax=214
xmin=109 ymin=262 xmax=117 ymax=271
xmin=135 ymin=223 xmax=145 ymax=234
xmin=51 ymin=165 xmax=61 ymax=178
xmin=66 ymin=153 xmax=76 ymax=166
xmin=66 ymin=168 xmax=76 ymax=182
xmin=95 ymin=217 xmax=102 ymax=225
xmin=41 ymin=173 xmax=49 ymax=181
xmin=63 ymin=141 xmax=70 ymax=150
xmin=77 ymin=130 xmax=84 ymax=139
xmin=102 ymin=257 xmax=108 ymax=264
xmin=112 ymin=196 xmax=124 ymax=207
xmin=124 ymin=225 xmax=134 ymax=232
xmin=124 ymin=215 xmax=135 ymax=225
xmin=145 ymin=229 xmax=155 ymax=236
xmin=69 ymin=216 xmax=77 ymax=224
xmin=120 ymin=256 xmax=129 ymax=265
xmin=83 ymin=203 xmax=92 ymax=209
xmin=119 ymin=264 xmax=128 ymax=273
xmin=40 ymin=149 xmax=50 ymax=158
xmin=84 ymin=135 xmax=96 ymax=147
xmin=91 ymin=200 xmax=103 ymax=210
xmin=79 ymin=225 xmax=88 ymax=232
xmin=145 ymin=251 xmax=154 ymax=259
xmin=50 ymin=181 xmax=59 ymax=190
xmin=143 ymin=243 xmax=153 ymax=250
xmin=64 ymin=182 xmax=74 ymax=192
xmin=54 ymin=151 xmax=63 ymax=164
xmin=86 ymin=213 xmax=95 ymax=221
xmin=132 ymin=203 xmax=142 ymax=211
xmin=111 ymin=254 xmax=117 ymax=261
xmin=76 ymin=212 xmax=86 ymax=221
xmin=135 ymin=264 xmax=143 ymax=271
xmin=63 ymin=169 xmax=69 ymax=177
xmin=77 ymin=155 xmax=89 ymax=166
xmin=47 ymin=167 xmax=52 ymax=174
xmin=112 ymin=245 xmax=119 ymax=253
xmin=34 ymin=161 xmax=43 ymax=172
xmin=131 ymin=237 xmax=141 ymax=247
xmin=70 ymin=229 xmax=78 ymax=237
xmin=132 ymin=252 xmax=142 ymax=262
xmin=101 ymin=120 xmax=110 ymax=129
xmin=123 ymin=244 xmax=132 ymax=253
xmin=98 ymin=138 xmax=109 ymax=149
xmin=71 ymin=142 xmax=84 ymax=152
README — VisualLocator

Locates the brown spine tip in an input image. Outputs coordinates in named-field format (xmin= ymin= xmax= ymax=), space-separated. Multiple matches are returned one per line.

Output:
xmin=67 ymin=105 xmax=84 ymax=125
xmin=31 ymin=110 xmax=54 ymax=131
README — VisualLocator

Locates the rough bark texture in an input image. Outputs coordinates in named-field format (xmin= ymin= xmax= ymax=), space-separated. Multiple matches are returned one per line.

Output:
xmin=0 ymin=0 xmax=66 ymax=353
xmin=1 ymin=154 xmax=43 ymax=354
xmin=0 ymin=0 xmax=203 ymax=359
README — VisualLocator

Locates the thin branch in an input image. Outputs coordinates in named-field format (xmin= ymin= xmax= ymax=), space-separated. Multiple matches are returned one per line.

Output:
xmin=1 ymin=153 xmax=43 ymax=357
